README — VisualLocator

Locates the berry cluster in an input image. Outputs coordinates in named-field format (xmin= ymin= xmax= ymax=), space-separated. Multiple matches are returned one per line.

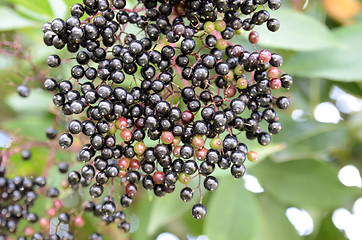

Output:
xmin=0 ymin=159 xmax=104 ymax=240
xmin=0 ymin=166 xmax=51 ymax=239
xmin=40 ymin=0 xmax=291 ymax=237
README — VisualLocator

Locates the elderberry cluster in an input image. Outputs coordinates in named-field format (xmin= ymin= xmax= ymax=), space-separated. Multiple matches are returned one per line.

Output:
xmin=0 ymin=166 xmax=51 ymax=239
xmin=41 ymin=0 xmax=291 ymax=236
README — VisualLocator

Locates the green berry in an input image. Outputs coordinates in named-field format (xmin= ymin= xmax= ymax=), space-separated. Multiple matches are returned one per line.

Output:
xmin=247 ymin=151 xmax=258 ymax=162
xmin=178 ymin=172 xmax=191 ymax=184
xmin=215 ymin=39 xmax=227 ymax=50
xmin=215 ymin=20 xmax=226 ymax=32
xmin=237 ymin=77 xmax=248 ymax=89
xmin=204 ymin=21 xmax=215 ymax=33
xmin=210 ymin=138 xmax=223 ymax=151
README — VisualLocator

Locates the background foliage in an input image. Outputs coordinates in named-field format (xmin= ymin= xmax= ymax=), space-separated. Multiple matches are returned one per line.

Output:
xmin=0 ymin=0 xmax=361 ymax=239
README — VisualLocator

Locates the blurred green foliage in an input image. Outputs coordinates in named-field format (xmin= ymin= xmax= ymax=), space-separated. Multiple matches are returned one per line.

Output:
xmin=0 ymin=0 xmax=361 ymax=240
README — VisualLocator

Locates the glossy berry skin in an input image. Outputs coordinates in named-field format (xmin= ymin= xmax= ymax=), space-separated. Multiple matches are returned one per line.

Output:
xmin=181 ymin=110 xmax=194 ymax=124
xmin=267 ymin=18 xmax=280 ymax=32
xmin=259 ymin=49 xmax=272 ymax=63
xmin=120 ymin=130 xmax=132 ymax=142
xmin=180 ymin=144 xmax=194 ymax=159
xmin=161 ymin=131 xmax=174 ymax=144
xmin=280 ymin=74 xmax=293 ymax=89
xmin=59 ymin=133 xmax=73 ymax=148
xmin=17 ymin=85 xmax=30 ymax=97
xmin=204 ymin=176 xmax=218 ymax=191
xmin=153 ymin=171 xmax=165 ymax=185
xmin=44 ymin=78 xmax=58 ymax=91
xmin=180 ymin=187 xmax=193 ymax=201
xmin=258 ymin=132 xmax=271 ymax=146
xmin=268 ymin=0 xmax=282 ymax=11
xmin=231 ymin=164 xmax=246 ymax=178
xmin=210 ymin=138 xmax=223 ymax=151
xmin=270 ymin=78 xmax=282 ymax=90
xmin=178 ymin=172 xmax=191 ymax=184
xmin=276 ymin=96 xmax=290 ymax=109
xmin=192 ymin=203 xmax=207 ymax=220
xmin=270 ymin=53 xmax=283 ymax=67
xmin=21 ymin=149 xmax=31 ymax=160
xmin=248 ymin=31 xmax=259 ymax=44
xmin=47 ymin=54 xmax=61 ymax=67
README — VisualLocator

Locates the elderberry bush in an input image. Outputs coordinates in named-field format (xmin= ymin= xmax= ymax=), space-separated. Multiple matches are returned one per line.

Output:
xmin=41 ymin=0 xmax=291 ymax=237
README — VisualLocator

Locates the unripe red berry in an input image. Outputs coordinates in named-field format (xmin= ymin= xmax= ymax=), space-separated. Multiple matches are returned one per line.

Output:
xmin=119 ymin=170 xmax=127 ymax=178
xmin=175 ymin=2 xmax=186 ymax=15
xmin=46 ymin=208 xmax=57 ymax=218
xmin=39 ymin=218 xmax=50 ymax=230
xmin=134 ymin=142 xmax=146 ymax=155
xmin=249 ymin=31 xmax=259 ymax=44
xmin=116 ymin=117 xmax=128 ymax=130
xmin=172 ymin=137 xmax=181 ymax=147
xmin=25 ymin=227 xmax=35 ymax=237
xmin=247 ymin=151 xmax=259 ymax=162
xmin=259 ymin=49 xmax=272 ymax=63
xmin=196 ymin=148 xmax=208 ymax=161
xmin=192 ymin=135 xmax=205 ymax=149
xmin=74 ymin=216 xmax=85 ymax=227
xmin=53 ymin=199 xmax=63 ymax=211
xmin=118 ymin=158 xmax=130 ymax=170
xmin=268 ymin=67 xmax=280 ymax=78
xmin=270 ymin=78 xmax=282 ymax=90
xmin=153 ymin=171 xmax=165 ymax=184
xmin=61 ymin=179 xmax=68 ymax=189
xmin=173 ymin=145 xmax=182 ymax=157
xmin=161 ymin=131 xmax=174 ymax=144
xmin=225 ymin=84 xmax=237 ymax=98
xmin=120 ymin=129 xmax=132 ymax=142
xmin=129 ymin=159 xmax=140 ymax=171
xmin=125 ymin=183 xmax=137 ymax=197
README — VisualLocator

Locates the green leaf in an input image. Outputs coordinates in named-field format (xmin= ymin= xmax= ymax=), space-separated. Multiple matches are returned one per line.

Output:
xmin=253 ymin=194 xmax=301 ymax=240
xmin=48 ymin=0 xmax=67 ymax=19
xmin=270 ymin=120 xmax=349 ymax=162
xmin=284 ymin=23 xmax=362 ymax=82
xmin=2 ymin=115 xmax=54 ymax=141
xmin=9 ymin=0 xmax=53 ymax=18
xmin=7 ymin=147 xmax=48 ymax=177
xmin=310 ymin=214 xmax=347 ymax=240
xmin=204 ymin=177 xmax=259 ymax=239
xmin=249 ymin=158 xmax=360 ymax=210
xmin=0 ymin=7 xmax=36 ymax=30
xmin=330 ymin=81 xmax=362 ymax=98
xmin=62 ymin=0 xmax=79 ymax=8
xmin=131 ymin=192 xmax=154 ymax=240
xmin=238 ymin=8 xmax=338 ymax=51
xmin=147 ymin=185 xmax=196 ymax=235
xmin=0 ymin=55 xmax=14 ymax=69
xmin=5 ymin=91 xmax=53 ymax=115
